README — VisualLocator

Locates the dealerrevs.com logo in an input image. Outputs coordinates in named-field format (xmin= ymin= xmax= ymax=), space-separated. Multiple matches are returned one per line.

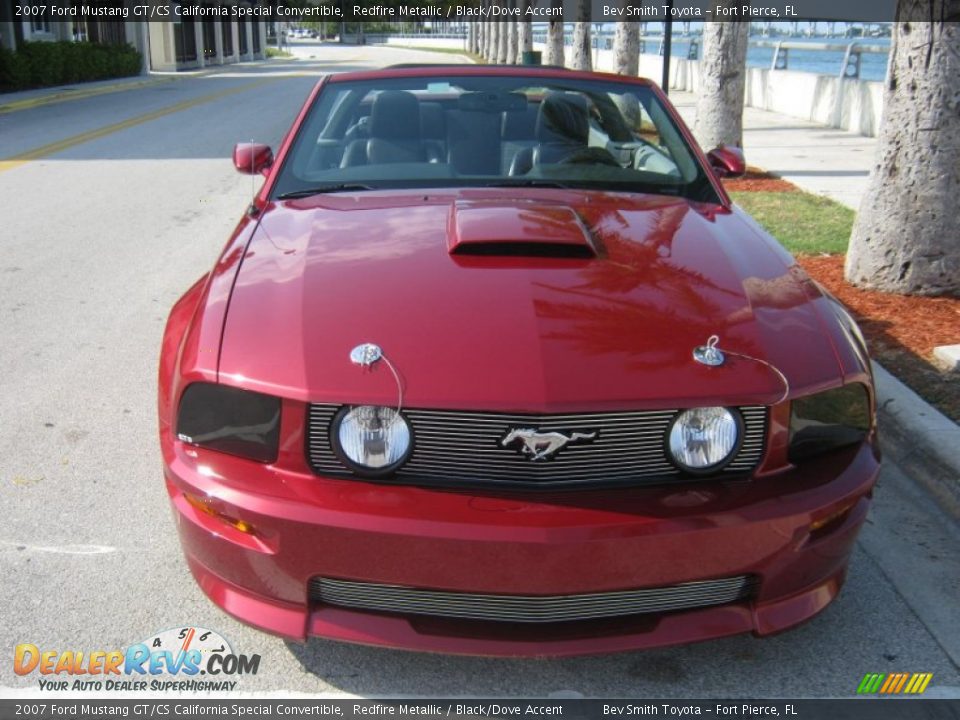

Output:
xmin=14 ymin=626 xmax=260 ymax=692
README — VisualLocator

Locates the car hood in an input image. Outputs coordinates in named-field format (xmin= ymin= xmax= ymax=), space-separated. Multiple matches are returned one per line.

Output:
xmin=219 ymin=189 xmax=841 ymax=411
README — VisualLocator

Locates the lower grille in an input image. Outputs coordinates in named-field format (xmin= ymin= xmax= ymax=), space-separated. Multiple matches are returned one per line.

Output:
xmin=310 ymin=576 xmax=757 ymax=623
xmin=307 ymin=405 xmax=768 ymax=489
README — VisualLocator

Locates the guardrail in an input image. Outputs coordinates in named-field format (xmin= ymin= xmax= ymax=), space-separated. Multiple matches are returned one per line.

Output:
xmin=527 ymin=33 xmax=888 ymax=79
xmin=368 ymin=31 xmax=888 ymax=81
xmin=751 ymin=39 xmax=887 ymax=79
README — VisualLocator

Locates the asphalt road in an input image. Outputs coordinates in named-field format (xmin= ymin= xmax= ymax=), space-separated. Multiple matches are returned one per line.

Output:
xmin=1 ymin=42 xmax=958 ymax=699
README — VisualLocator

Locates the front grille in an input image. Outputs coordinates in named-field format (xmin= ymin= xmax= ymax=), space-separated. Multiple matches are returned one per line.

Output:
xmin=307 ymin=405 xmax=767 ymax=489
xmin=310 ymin=576 xmax=758 ymax=623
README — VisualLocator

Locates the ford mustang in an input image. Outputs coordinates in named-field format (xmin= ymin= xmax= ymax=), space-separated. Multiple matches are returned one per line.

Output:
xmin=158 ymin=65 xmax=880 ymax=656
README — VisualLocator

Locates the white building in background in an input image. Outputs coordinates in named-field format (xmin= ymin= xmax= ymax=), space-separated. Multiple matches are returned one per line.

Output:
xmin=0 ymin=0 xmax=271 ymax=73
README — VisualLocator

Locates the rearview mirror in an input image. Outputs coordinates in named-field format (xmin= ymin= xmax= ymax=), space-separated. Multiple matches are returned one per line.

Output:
xmin=706 ymin=144 xmax=746 ymax=179
xmin=233 ymin=143 xmax=273 ymax=175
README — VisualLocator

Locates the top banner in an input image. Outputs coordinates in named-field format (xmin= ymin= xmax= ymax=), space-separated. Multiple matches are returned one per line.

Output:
xmin=35 ymin=0 xmax=901 ymax=24
xmin=344 ymin=0 xmax=902 ymax=23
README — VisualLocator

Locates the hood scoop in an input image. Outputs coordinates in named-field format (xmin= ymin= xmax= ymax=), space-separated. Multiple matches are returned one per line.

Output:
xmin=448 ymin=202 xmax=597 ymax=258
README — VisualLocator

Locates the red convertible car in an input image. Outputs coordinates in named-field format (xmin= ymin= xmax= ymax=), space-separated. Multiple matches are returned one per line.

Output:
xmin=159 ymin=65 xmax=879 ymax=656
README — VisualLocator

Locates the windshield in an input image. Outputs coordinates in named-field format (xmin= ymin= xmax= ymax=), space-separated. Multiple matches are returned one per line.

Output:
xmin=272 ymin=73 xmax=718 ymax=203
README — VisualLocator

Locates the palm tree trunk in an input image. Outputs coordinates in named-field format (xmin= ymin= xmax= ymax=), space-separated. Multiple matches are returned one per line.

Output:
xmin=506 ymin=16 xmax=519 ymax=64
xmin=545 ymin=21 xmax=565 ymax=67
xmin=845 ymin=5 xmax=960 ymax=295
xmin=571 ymin=12 xmax=592 ymax=71
xmin=692 ymin=7 xmax=749 ymax=149
xmin=518 ymin=5 xmax=533 ymax=59
xmin=487 ymin=21 xmax=499 ymax=63
xmin=614 ymin=21 xmax=639 ymax=76
xmin=497 ymin=19 xmax=509 ymax=63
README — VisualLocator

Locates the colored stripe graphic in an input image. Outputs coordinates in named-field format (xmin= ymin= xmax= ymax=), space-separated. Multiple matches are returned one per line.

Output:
xmin=857 ymin=673 xmax=932 ymax=694
xmin=857 ymin=674 xmax=873 ymax=694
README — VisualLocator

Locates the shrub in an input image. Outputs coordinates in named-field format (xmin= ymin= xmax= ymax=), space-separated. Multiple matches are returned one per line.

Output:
xmin=0 ymin=47 xmax=32 ymax=91
xmin=19 ymin=41 xmax=66 ymax=86
xmin=0 ymin=41 xmax=142 ymax=92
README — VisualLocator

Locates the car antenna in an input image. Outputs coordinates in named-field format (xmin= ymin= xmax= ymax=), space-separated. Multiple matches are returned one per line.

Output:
xmin=249 ymin=138 xmax=256 ymax=200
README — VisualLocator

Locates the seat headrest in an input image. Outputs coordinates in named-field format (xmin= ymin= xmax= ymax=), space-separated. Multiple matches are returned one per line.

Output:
xmin=536 ymin=93 xmax=590 ymax=145
xmin=370 ymin=90 xmax=421 ymax=140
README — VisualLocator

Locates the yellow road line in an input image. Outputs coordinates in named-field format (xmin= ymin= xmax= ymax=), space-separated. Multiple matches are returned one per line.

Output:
xmin=0 ymin=77 xmax=277 ymax=176
xmin=0 ymin=76 xmax=177 ymax=115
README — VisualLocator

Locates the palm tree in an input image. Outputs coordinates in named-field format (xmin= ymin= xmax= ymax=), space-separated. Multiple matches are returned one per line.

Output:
xmin=497 ymin=17 xmax=509 ymax=63
xmin=693 ymin=3 xmax=749 ymax=149
xmin=614 ymin=21 xmax=639 ymax=76
xmin=545 ymin=21 xmax=565 ymax=67
xmin=518 ymin=1 xmax=533 ymax=62
xmin=487 ymin=20 xmax=499 ymax=63
xmin=468 ymin=22 xmax=478 ymax=56
xmin=570 ymin=8 xmax=592 ymax=71
xmin=845 ymin=3 xmax=960 ymax=295
xmin=507 ymin=16 xmax=519 ymax=64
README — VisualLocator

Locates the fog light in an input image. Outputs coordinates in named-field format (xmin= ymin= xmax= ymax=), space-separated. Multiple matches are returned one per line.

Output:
xmin=668 ymin=407 xmax=741 ymax=473
xmin=333 ymin=405 xmax=412 ymax=476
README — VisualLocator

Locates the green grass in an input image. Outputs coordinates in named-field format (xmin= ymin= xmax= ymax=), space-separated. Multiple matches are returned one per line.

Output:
xmin=392 ymin=45 xmax=485 ymax=64
xmin=266 ymin=48 xmax=293 ymax=59
xmin=731 ymin=190 xmax=855 ymax=255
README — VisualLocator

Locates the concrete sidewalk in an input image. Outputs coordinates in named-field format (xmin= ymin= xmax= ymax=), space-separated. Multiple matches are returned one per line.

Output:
xmin=670 ymin=90 xmax=877 ymax=211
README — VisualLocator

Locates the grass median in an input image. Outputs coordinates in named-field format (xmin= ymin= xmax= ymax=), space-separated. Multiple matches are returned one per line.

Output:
xmin=730 ymin=190 xmax=854 ymax=255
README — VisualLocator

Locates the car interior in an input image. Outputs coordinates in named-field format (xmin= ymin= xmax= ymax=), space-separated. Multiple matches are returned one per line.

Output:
xmin=276 ymin=78 xmax=710 ymax=201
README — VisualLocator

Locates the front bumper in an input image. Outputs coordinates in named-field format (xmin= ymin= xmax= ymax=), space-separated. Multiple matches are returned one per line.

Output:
xmin=162 ymin=428 xmax=879 ymax=657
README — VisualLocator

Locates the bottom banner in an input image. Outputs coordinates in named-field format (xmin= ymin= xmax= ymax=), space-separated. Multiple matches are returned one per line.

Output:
xmin=1 ymin=699 xmax=959 ymax=720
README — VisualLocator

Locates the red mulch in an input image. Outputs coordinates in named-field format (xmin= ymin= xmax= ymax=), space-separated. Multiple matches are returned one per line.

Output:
xmin=797 ymin=255 xmax=960 ymax=422
xmin=723 ymin=167 xmax=798 ymax=193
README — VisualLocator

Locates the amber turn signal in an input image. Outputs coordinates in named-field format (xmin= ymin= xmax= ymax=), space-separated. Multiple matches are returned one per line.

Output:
xmin=184 ymin=492 xmax=255 ymax=535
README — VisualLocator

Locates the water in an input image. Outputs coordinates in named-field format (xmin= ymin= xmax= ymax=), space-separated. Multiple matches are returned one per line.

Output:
xmin=657 ymin=36 xmax=891 ymax=82
xmin=532 ymin=30 xmax=892 ymax=82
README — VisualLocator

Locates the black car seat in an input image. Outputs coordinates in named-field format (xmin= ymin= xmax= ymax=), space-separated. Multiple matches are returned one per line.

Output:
xmin=500 ymin=104 xmax=539 ymax=174
xmin=508 ymin=92 xmax=591 ymax=176
xmin=341 ymin=91 xmax=439 ymax=167
xmin=419 ymin=101 xmax=447 ymax=164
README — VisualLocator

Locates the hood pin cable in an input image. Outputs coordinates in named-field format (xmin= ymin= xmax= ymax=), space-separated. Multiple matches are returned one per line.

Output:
xmin=693 ymin=335 xmax=790 ymax=404
xmin=349 ymin=343 xmax=405 ymax=415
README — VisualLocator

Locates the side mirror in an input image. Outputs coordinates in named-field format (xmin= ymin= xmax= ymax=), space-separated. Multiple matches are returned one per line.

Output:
xmin=233 ymin=143 xmax=273 ymax=176
xmin=706 ymin=144 xmax=746 ymax=179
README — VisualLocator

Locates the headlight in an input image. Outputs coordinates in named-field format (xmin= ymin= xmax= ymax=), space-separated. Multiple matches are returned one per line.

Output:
xmin=333 ymin=405 xmax=412 ymax=476
xmin=177 ymin=383 xmax=281 ymax=463
xmin=789 ymin=384 xmax=871 ymax=463
xmin=667 ymin=407 xmax=741 ymax=473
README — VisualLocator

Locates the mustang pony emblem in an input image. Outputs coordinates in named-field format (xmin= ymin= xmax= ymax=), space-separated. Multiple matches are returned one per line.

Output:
xmin=501 ymin=428 xmax=598 ymax=461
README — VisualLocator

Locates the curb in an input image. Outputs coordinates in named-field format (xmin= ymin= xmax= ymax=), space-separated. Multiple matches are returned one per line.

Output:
xmin=873 ymin=362 xmax=960 ymax=520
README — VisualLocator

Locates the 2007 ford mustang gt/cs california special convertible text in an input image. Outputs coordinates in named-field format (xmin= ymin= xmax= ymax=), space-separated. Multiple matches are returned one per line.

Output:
xmin=159 ymin=65 xmax=879 ymax=657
